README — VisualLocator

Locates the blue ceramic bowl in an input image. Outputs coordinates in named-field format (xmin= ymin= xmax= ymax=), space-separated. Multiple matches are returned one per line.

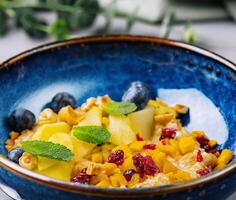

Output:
xmin=0 ymin=36 xmax=236 ymax=200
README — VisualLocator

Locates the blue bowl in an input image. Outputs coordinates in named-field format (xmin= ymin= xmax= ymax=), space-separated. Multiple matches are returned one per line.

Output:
xmin=0 ymin=36 xmax=236 ymax=200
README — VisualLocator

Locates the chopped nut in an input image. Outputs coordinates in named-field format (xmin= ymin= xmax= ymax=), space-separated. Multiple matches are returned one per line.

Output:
xmin=19 ymin=152 xmax=37 ymax=170
xmin=173 ymin=104 xmax=189 ymax=114
xmin=38 ymin=108 xmax=57 ymax=125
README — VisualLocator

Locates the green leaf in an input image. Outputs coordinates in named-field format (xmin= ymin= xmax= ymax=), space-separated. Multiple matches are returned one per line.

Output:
xmin=103 ymin=102 xmax=137 ymax=115
xmin=160 ymin=10 xmax=176 ymax=38
xmin=22 ymin=140 xmax=73 ymax=161
xmin=0 ymin=9 xmax=8 ymax=36
xmin=102 ymin=0 xmax=116 ymax=33
xmin=126 ymin=7 xmax=139 ymax=32
xmin=72 ymin=126 xmax=111 ymax=144
xmin=183 ymin=22 xmax=196 ymax=44
xmin=48 ymin=19 xmax=69 ymax=40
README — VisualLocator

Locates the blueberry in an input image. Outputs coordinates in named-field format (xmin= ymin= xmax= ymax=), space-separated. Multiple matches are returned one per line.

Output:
xmin=122 ymin=81 xmax=151 ymax=110
xmin=50 ymin=92 xmax=76 ymax=113
xmin=8 ymin=108 xmax=36 ymax=132
xmin=7 ymin=148 xmax=24 ymax=163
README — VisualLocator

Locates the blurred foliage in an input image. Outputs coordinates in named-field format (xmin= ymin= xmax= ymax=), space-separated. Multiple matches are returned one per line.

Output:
xmin=0 ymin=0 xmax=196 ymax=43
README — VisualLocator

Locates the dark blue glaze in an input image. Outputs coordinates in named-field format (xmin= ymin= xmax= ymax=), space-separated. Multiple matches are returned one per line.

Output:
xmin=0 ymin=37 xmax=236 ymax=200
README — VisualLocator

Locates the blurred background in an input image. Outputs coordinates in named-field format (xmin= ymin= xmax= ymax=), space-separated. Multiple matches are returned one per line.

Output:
xmin=0 ymin=0 xmax=236 ymax=199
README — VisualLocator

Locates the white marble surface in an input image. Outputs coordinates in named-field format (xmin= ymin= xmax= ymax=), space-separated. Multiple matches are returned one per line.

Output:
xmin=0 ymin=15 xmax=236 ymax=200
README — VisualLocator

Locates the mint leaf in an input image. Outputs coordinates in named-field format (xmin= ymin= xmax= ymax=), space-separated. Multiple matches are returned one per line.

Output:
xmin=22 ymin=140 xmax=73 ymax=161
xmin=103 ymin=102 xmax=137 ymax=115
xmin=72 ymin=126 xmax=110 ymax=144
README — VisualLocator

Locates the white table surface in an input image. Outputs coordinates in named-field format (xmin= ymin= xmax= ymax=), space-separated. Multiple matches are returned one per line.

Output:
xmin=0 ymin=16 xmax=236 ymax=199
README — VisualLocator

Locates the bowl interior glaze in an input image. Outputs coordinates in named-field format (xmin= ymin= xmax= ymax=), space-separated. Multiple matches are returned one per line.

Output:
xmin=0 ymin=36 xmax=236 ymax=160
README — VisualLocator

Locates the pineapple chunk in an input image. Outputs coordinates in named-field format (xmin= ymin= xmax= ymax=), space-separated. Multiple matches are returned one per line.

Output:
xmin=78 ymin=106 xmax=102 ymax=126
xmin=37 ymin=161 xmax=73 ymax=181
xmin=48 ymin=132 xmax=74 ymax=151
xmin=32 ymin=122 xmax=71 ymax=141
xmin=37 ymin=157 xmax=59 ymax=171
xmin=73 ymin=106 xmax=102 ymax=158
xmin=108 ymin=115 xmax=136 ymax=145
xmin=72 ymin=136 xmax=95 ymax=158
xmin=128 ymin=107 xmax=154 ymax=140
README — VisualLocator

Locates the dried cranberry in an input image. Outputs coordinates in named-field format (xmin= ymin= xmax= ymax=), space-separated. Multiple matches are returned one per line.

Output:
xmin=196 ymin=150 xmax=203 ymax=162
xmin=132 ymin=153 xmax=145 ymax=178
xmin=143 ymin=144 xmax=156 ymax=150
xmin=123 ymin=169 xmax=136 ymax=181
xmin=143 ymin=155 xmax=159 ymax=176
xmin=136 ymin=133 xmax=144 ymax=141
xmin=71 ymin=168 xmax=92 ymax=184
xmin=132 ymin=154 xmax=159 ymax=178
xmin=196 ymin=168 xmax=211 ymax=176
xmin=160 ymin=128 xmax=176 ymax=140
xmin=108 ymin=150 xmax=124 ymax=165
xmin=196 ymin=136 xmax=209 ymax=147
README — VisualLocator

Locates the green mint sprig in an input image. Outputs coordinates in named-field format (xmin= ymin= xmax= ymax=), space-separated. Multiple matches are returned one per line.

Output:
xmin=72 ymin=126 xmax=110 ymax=144
xmin=22 ymin=140 xmax=73 ymax=161
xmin=103 ymin=102 xmax=137 ymax=115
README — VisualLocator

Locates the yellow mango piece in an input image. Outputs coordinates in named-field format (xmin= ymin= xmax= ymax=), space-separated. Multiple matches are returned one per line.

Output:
xmin=96 ymin=179 xmax=110 ymax=187
xmin=120 ymin=156 xmax=135 ymax=171
xmin=32 ymin=122 xmax=71 ymax=141
xmin=163 ymin=159 xmax=179 ymax=174
xmin=91 ymin=153 xmax=103 ymax=163
xmin=78 ymin=106 xmax=102 ymax=126
xmin=49 ymin=132 xmax=73 ymax=151
xmin=110 ymin=173 xmax=127 ymax=187
xmin=112 ymin=144 xmax=132 ymax=157
xmin=37 ymin=156 xmax=59 ymax=171
xmin=157 ymin=144 xmax=178 ymax=158
xmin=128 ymin=107 xmax=154 ymax=140
xmin=108 ymin=115 xmax=136 ymax=145
xmin=217 ymin=149 xmax=233 ymax=165
xmin=129 ymin=141 xmax=146 ymax=152
xmin=214 ymin=163 xmax=226 ymax=171
xmin=152 ymin=152 xmax=166 ymax=171
xmin=38 ymin=161 xmax=73 ymax=181
xmin=178 ymin=136 xmax=198 ymax=154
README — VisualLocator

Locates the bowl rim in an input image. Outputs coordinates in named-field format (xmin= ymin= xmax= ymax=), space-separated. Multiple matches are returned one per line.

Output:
xmin=0 ymin=35 xmax=236 ymax=197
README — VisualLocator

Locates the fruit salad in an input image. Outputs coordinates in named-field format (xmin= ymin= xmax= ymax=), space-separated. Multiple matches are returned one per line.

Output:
xmin=5 ymin=82 xmax=233 ymax=188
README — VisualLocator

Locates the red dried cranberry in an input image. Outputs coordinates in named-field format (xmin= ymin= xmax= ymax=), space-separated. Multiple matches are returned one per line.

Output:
xmin=196 ymin=150 xmax=203 ymax=162
xmin=123 ymin=169 xmax=136 ymax=181
xmin=160 ymin=128 xmax=176 ymax=140
xmin=136 ymin=133 xmax=144 ymax=141
xmin=143 ymin=155 xmax=159 ymax=176
xmin=108 ymin=150 xmax=124 ymax=165
xmin=196 ymin=136 xmax=209 ymax=147
xmin=132 ymin=154 xmax=159 ymax=178
xmin=71 ymin=168 xmax=92 ymax=184
xmin=196 ymin=168 xmax=211 ymax=176
xmin=132 ymin=153 xmax=145 ymax=178
xmin=143 ymin=144 xmax=156 ymax=150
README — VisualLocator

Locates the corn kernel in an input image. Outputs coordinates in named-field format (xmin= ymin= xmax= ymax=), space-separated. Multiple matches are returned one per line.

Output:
xmin=96 ymin=179 xmax=110 ymax=187
xmin=91 ymin=153 xmax=103 ymax=163
xmin=178 ymin=136 xmax=198 ymax=154
xmin=129 ymin=141 xmax=146 ymax=152
xmin=110 ymin=173 xmax=127 ymax=187
xmin=217 ymin=149 xmax=233 ymax=165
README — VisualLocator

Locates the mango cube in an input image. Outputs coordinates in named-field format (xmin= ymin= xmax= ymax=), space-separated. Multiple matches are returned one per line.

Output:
xmin=217 ymin=149 xmax=233 ymax=165
xmin=178 ymin=136 xmax=197 ymax=154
